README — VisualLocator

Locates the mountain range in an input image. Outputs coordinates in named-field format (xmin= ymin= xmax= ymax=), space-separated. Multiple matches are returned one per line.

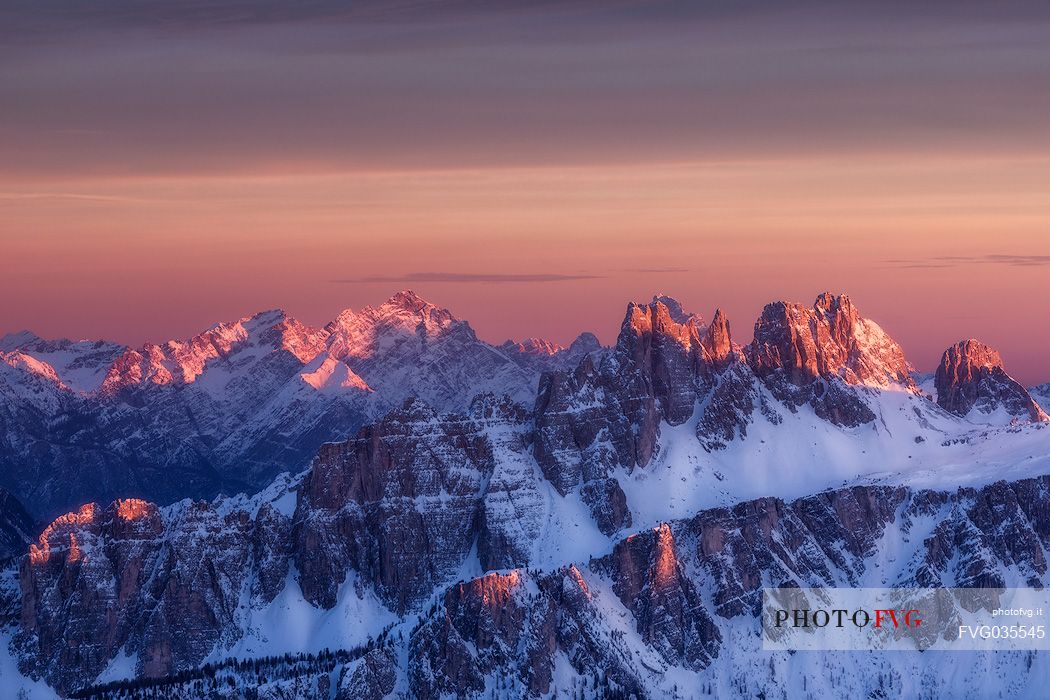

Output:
xmin=0 ymin=291 xmax=598 ymax=520
xmin=2 ymin=291 xmax=1049 ymax=698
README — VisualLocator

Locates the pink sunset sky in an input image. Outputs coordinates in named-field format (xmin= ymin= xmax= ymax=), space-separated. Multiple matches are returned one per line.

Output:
xmin=2 ymin=1 xmax=1049 ymax=384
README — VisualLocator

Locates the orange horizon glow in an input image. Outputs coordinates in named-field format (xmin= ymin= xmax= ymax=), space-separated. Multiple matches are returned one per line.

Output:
xmin=3 ymin=2 xmax=1050 ymax=384
xmin=3 ymin=154 xmax=1050 ymax=384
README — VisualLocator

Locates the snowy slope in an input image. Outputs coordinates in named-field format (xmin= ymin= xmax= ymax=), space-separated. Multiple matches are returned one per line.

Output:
xmin=622 ymin=383 xmax=1050 ymax=532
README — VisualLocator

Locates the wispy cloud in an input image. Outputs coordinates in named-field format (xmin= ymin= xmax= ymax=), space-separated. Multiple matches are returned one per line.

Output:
xmin=620 ymin=267 xmax=690 ymax=273
xmin=885 ymin=254 xmax=1050 ymax=269
xmin=332 ymin=272 xmax=602 ymax=284
xmin=0 ymin=192 xmax=160 ymax=204
xmin=981 ymin=254 xmax=1050 ymax=266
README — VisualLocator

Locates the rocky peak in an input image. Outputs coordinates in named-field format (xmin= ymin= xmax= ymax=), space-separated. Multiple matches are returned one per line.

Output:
xmin=326 ymin=293 xmax=540 ymax=413
xmin=596 ymin=522 xmax=721 ymax=670
xmin=501 ymin=338 xmax=563 ymax=356
xmin=100 ymin=309 xmax=328 ymax=393
xmin=248 ymin=310 xmax=331 ymax=363
xmin=385 ymin=289 xmax=434 ymax=313
xmin=701 ymin=308 xmax=733 ymax=368
xmin=0 ymin=334 xmax=126 ymax=394
xmin=615 ymin=296 xmax=718 ymax=425
xmin=500 ymin=332 xmax=602 ymax=375
xmin=27 ymin=503 xmax=99 ymax=566
xmin=567 ymin=331 xmax=601 ymax=354
xmin=748 ymin=292 xmax=912 ymax=388
xmin=0 ymin=489 xmax=34 ymax=561
xmin=374 ymin=291 xmax=457 ymax=335
xmin=325 ymin=291 xmax=463 ymax=361
xmin=935 ymin=339 xmax=1048 ymax=422
xmin=0 ymin=352 xmax=65 ymax=388
xmin=619 ymin=296 xmax=704 ymax=357
xmin=650 ymin=295 xmax=693 ymax=324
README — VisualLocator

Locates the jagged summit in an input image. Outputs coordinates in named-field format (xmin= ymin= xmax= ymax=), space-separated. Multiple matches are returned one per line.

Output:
xmin=747 ymin=292 xmax=913 ymax=389
xmin=615 ymin=296 xmax=734 ymax=368
xmin=100 ymin=308 xmax=328 ymax=393
xmin=622 ymin=296 xmax=703 ymax=342
xmin=376 ymin=289 xmax=452 ymax=325
xmin=569 ymin=331 xmax=601 ymax=352
xmin=503 ymin=337 xmax=563 ymax=356
xmin=935 ymin=339 xmax=1048 ymax=423
xmin=703 ymin=308 xmax=734 ymax=368
xmin=3 ymin=289 xmax=1047 ymax=520
xmin=649 ymin=294 xmax=694 ymax=324
xmin=383 ymin=289 xmax=431 ymax=312
xmin=327 ymin=290 xmax=460 ymax=358
xmin=500 ymin=331 xmax=602 ymax=375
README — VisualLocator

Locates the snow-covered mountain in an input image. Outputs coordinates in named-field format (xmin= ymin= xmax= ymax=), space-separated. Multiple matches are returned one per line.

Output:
xmin=0 ymin=292 xmax=583 ymax=518
xmin=2 ymin=291 xmax=1050 ymax=698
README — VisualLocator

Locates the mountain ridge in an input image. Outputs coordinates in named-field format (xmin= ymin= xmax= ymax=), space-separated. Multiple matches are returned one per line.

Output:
xmin=4 ymin=290 xmax=1050 ymax=697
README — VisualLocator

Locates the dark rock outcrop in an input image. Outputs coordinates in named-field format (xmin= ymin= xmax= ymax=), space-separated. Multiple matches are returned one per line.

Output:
xmin=338 ymin=648 xmax=398 ymax=700
xmin=17 ymin=494 xmax=292 ymax=694
xmin=935 ymin=339 xmax=1047 ymax=422
xmin=293 ymin=397 xmax=517 ymax=613
xmin=0 ymin=488 xmax=34 ymax=561
xmin=595 ymin=523 xmax=721 ymax=670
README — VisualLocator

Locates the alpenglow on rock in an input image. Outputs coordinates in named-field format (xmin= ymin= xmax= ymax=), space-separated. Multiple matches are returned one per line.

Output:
xmin=935 ymin=339 xmax=1048 ymax=422
xmin=744 ymin=292 xmax=916 ymax=426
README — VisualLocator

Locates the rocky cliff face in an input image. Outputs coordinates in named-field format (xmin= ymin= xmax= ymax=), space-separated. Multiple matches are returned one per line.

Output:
xmin=0 ymin=489 xmax=34 ymax=562
xmin=402 ymin=475 xmax=1050 ymax=698
xmin=293 ymin=397 xmax=515 ymax=613
xmin=16 ymin=483 xmax=296 ymax=695
xmin=935 ymin=339 xmax=1048 ymax=422
xmin=748 ymin=293 xmax=912 ymax=388
xmin=745 ymin=292 xmax=916 ymax=427
xmin=21 ymin=431 xmax=1050 ymax=698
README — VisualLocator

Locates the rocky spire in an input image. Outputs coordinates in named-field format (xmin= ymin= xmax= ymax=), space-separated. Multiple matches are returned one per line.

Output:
xmin=701 ymin=308 xmax=733 ymax=369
